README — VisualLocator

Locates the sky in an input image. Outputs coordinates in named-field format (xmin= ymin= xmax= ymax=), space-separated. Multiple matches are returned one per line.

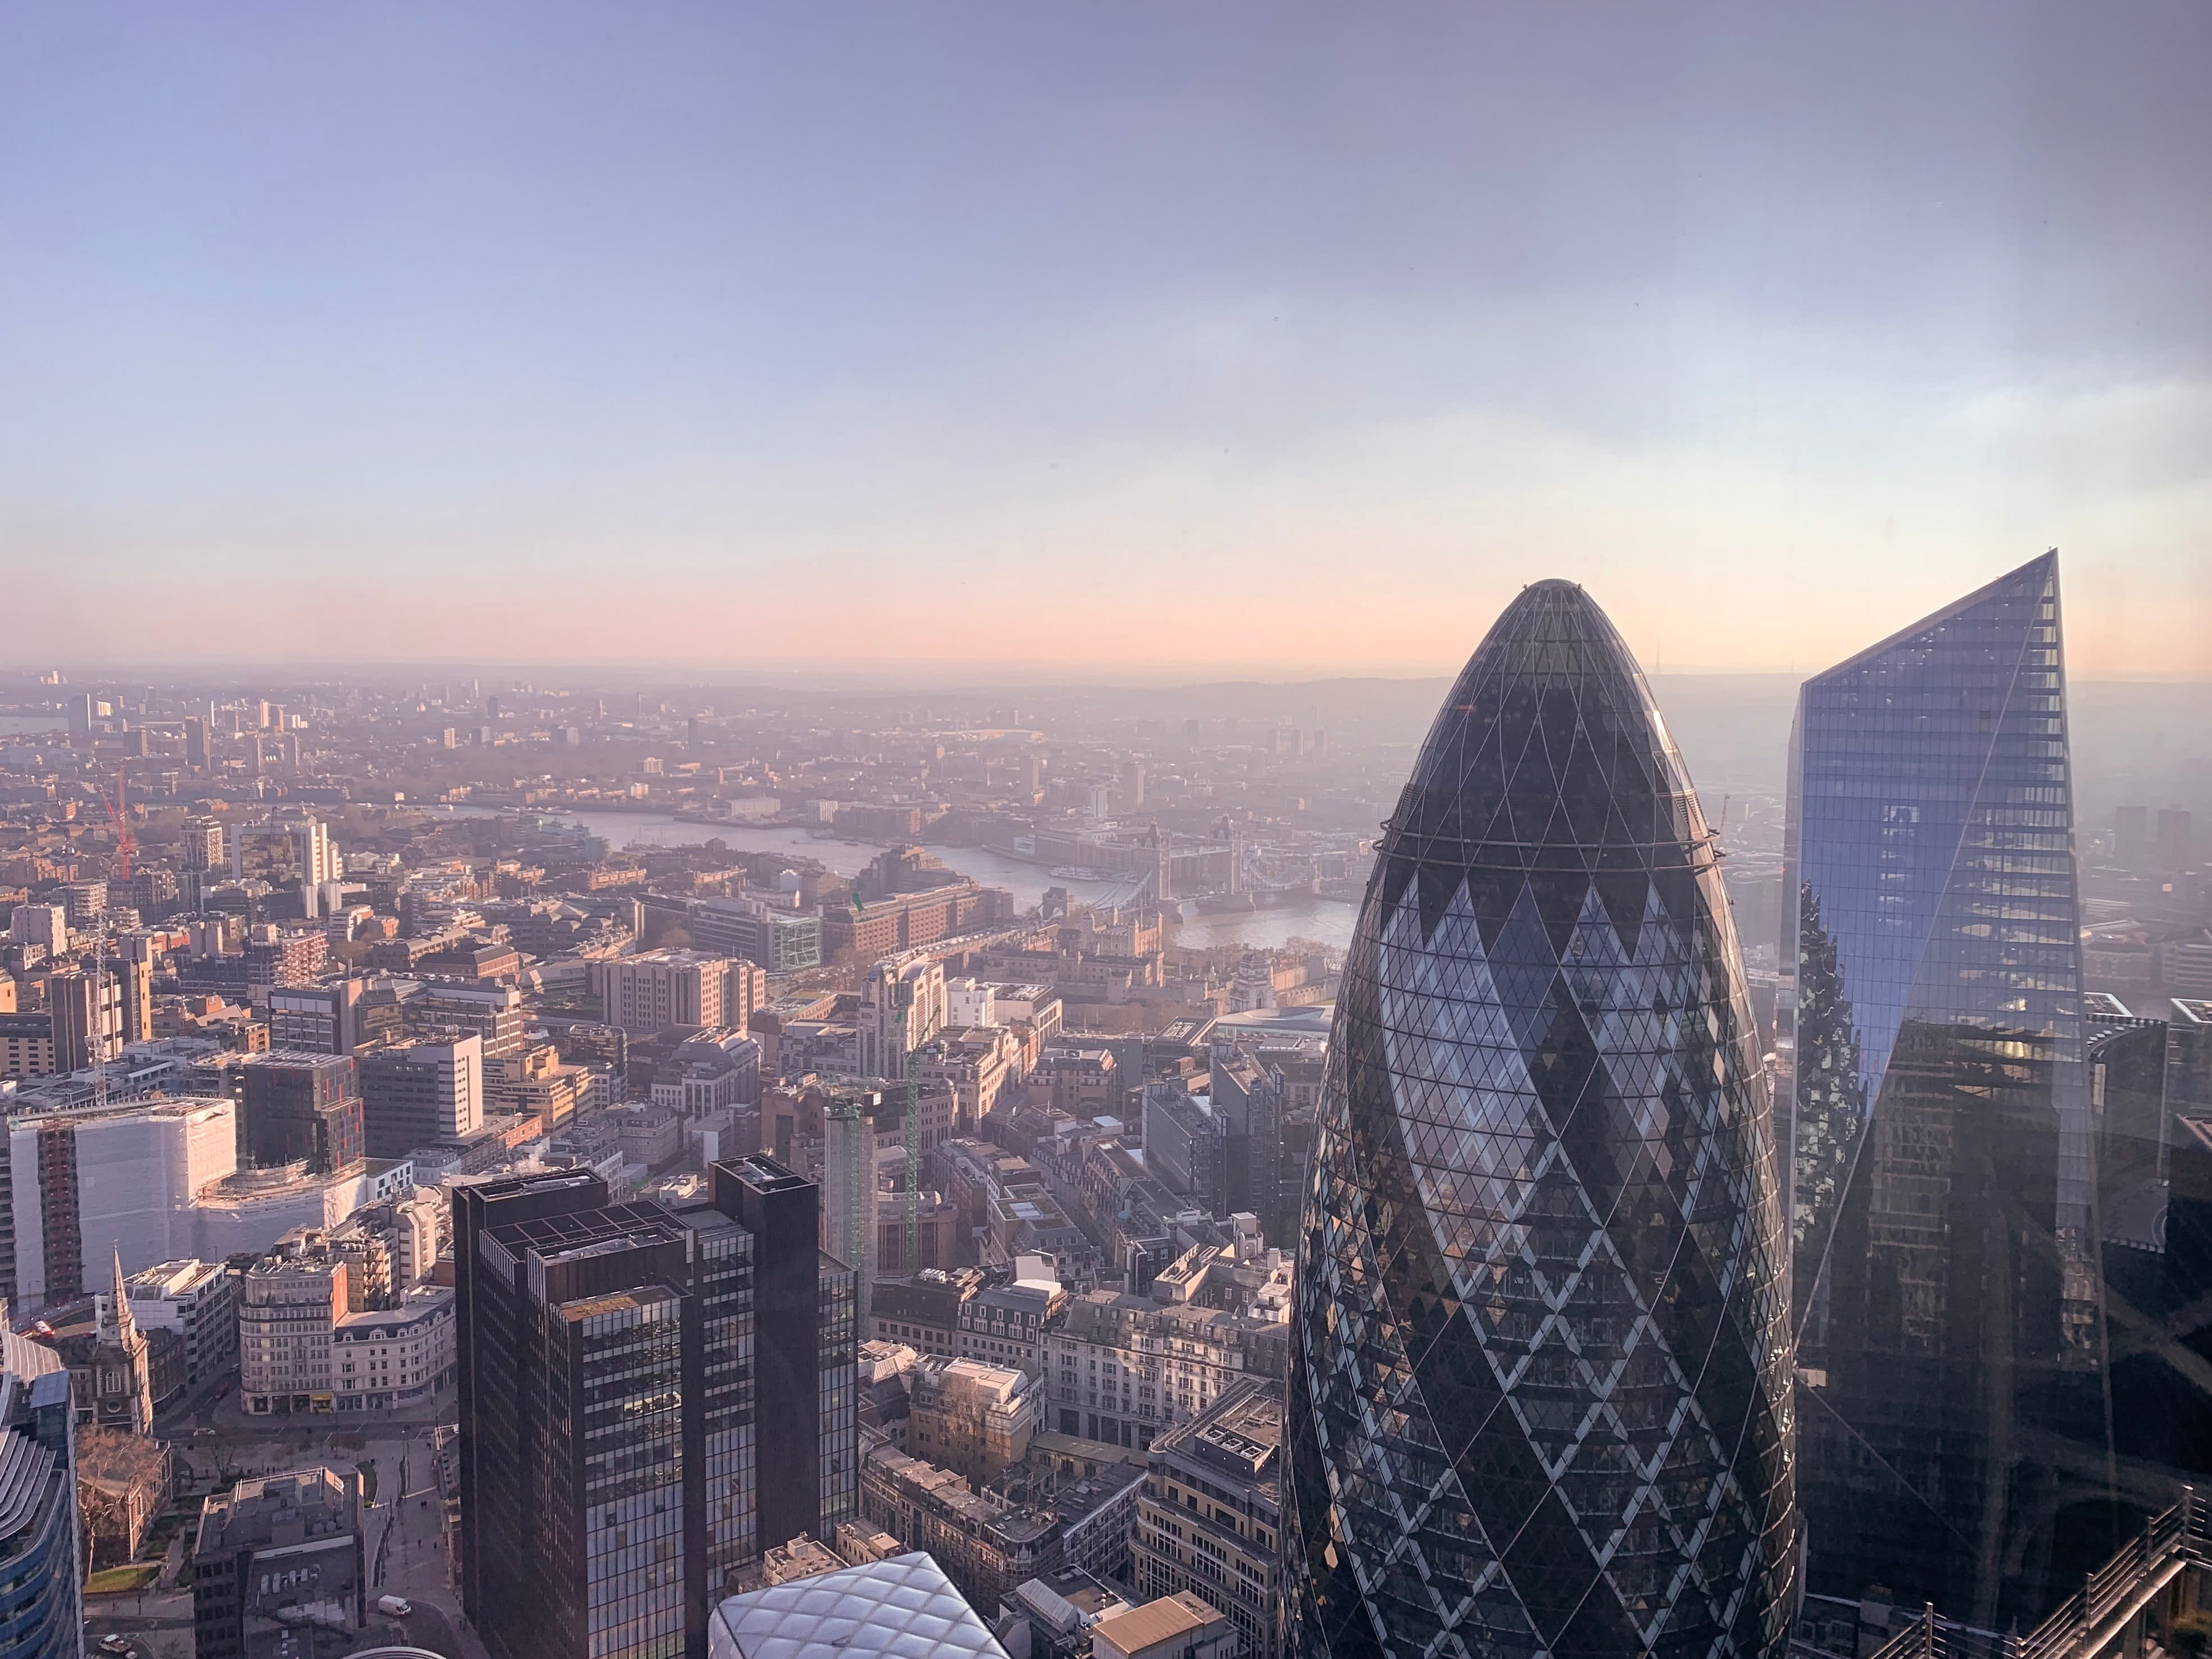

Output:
xmin=2 ymin=3 xmax=2207 ymax=678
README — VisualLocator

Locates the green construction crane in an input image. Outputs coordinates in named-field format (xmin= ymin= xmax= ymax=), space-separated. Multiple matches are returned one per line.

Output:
xmin=895 ymin=1001 xmax=920 ymax=1271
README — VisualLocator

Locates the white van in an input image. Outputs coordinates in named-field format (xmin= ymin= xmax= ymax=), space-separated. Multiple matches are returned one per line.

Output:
xmin=376 ymin=1596 xmax=413 ymax=1618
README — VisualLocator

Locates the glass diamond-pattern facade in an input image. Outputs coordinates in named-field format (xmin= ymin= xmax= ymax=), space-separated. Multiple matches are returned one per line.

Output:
xmin=1784 ymin=552 xmax=2109 ymax=1630
xmin=1287 ymin=581 xmax=1797 ymax=1659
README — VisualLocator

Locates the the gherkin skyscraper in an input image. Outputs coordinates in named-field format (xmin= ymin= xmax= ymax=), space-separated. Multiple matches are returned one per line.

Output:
xmin=1286 ymin=581 xmax=1797 ymax=1659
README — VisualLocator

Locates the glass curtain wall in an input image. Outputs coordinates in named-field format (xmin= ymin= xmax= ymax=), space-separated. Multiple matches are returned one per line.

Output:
xmin=1783 ymin=551 xmax=2111 ymax=1630
xmin=1287 ymin=580 xmax=1796 ymax=1659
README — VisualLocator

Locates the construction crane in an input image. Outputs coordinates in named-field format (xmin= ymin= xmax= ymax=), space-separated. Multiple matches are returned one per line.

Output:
xmin=96 ymin=764 xmax=135 ymax=881
xmin=88 ymin=765 xmax=133 ymax=1113
xmin=894 ymin=1003 xmax=921 ymax=1271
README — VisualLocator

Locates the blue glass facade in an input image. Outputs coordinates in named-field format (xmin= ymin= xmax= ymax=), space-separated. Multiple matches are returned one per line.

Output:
xmin=1288 ymin=581 xmax=1797 ymax=1659
xmin=0 ymin=1348 xmax=80 ymax=1659
xmin=1784 ymin=551 xmax=2107 ymax=1628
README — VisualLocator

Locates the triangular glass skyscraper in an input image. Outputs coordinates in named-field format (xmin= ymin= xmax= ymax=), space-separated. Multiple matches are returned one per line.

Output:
xmin=1783 ymin=550 xmax=2110 ymax=1630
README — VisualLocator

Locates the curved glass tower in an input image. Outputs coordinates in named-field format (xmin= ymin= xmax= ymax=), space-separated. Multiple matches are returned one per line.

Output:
xmin=1287 ymin=581 xmax=1796 ymax=1659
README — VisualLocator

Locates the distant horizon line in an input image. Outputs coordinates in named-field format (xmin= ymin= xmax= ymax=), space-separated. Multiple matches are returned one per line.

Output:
xmin=4 ymin=663 xmax=2207 ymax=690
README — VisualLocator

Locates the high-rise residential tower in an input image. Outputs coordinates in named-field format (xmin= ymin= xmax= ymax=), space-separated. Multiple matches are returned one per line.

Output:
xmin=1783 ymin=551 xmax=2106 ymax=1628
xmin=1286 ymin=581 xmax=1796 ymax=1659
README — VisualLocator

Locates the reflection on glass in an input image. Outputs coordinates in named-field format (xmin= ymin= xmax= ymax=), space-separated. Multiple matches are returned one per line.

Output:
xmin=1287 ymin=581 xmax=1796 ymax=1659
xmin=1784 ymin=551 xmax=2109 ymax=1631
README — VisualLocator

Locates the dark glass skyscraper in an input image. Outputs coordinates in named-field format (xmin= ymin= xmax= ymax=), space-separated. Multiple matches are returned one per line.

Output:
xmin=1287 ymin=581 xmax=1796 ymax=1659
xmin=456 ymin=1158 xmax=857 ymax=1659
xmin=1784 ymin=551 xmax=2108 ymax=1629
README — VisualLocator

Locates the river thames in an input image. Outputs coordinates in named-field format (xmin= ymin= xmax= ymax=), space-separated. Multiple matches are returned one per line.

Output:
xmin=448 ymin=806 xmax=1356 ymax=953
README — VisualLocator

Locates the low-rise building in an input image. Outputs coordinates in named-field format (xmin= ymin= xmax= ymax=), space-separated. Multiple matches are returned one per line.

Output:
xmin=1000 ymin=1567 xmax=1138 ymax=1659
xmin=125 ymin=1258 xmax=239 ymax=1389
xmin=907 ymin=1356 xmax=1041 ymax=1485
xmin=1044 ymin=1285 xmax=1288 ymax=1454
xmin=331 ymin=1284 xmax=457 ymax=1411
xmin=75 ymin=1425 xmax=174 ymax=1568
xmin=1132 ymin=1378 xmax=1283 ymax=1659
xmin=707 ymin=1551 xmax=1011 ymax=1659
xmin=757 ymin=1533 xmax=846 ymax=1586
xmin=912 ymin=1025 xmax=1021 ymax=1136
xmin=191 ymin=1466 xmax=365 ymax=1659
xmin=958 ymin=1275 xmax=1069 ymax=1378
xmin=856 ymin=1445 xmax=1143 ymax=1617
xmin=609 ymin=1101 xmax=685 ymax=1166
xmin=1091 ymin=1593 xmax=1237 ymax=1659
xmin=870 ymin=1267 xmax=986 ymax=1358
xmin=649 ymin=1029 xmax=761 ymax=1116
xmin=236 ymin=1225 xmax=457 ymax=1416
xmin=238 ymin=1233 xmax=347 ymax=1414
xmin=486 ymin=1040 xmax=594 ymax=1127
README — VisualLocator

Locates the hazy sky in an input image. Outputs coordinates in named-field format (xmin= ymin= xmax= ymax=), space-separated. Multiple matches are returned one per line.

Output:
xmin=3 ymin=4 xmax=2207 ymax=676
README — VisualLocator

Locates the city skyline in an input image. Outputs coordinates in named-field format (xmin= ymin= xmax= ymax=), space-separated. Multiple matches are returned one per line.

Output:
xmin=10 ymin=9 xmax=2212 ymax=1659
xmin=4 ymin=6 xmax=2209 ymax=675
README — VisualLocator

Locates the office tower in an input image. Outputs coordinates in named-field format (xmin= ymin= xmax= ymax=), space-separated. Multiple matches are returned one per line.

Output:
xmin=130 ymin=866 xmax=180 ymax=920
xmin=602 ymin=949 xmax=756 ymax=1036
xmin=49 ymin=969 xmax=122 ymax=1071
xmin=456 ymin=1158 xmax=856 ymax=1659
xmin=2115 ymin=806 xmax=2149 ymax=869
xmin=0 ymin=1330 xmax=80 ymax=1659
xmin=2159 ymin=809 xmax=2194 ymax=873
xmin=180 ymin=817 xmax=225 ymax=872
xmin=3 ymin=1100 xmax=238 ymax=1312
xmin=266 ymin=978 xmax=367 ymax=1054
xmin=57 ymin=879 xmax=107 ymax=927
xmin=715 ymin=1155 xmax=857 ymax=1549
xmin=240 ymin=1052 xmax=364 ymax=1174
xmin=1286 ymin=581 xmax=1796 ymax=1659
xmin=191 ymin=1467 xmax=365 ymax=1659
xmin=118 ymin=954 xmax=153 ymax=1044
xmin=9 ymin=903 xmax=67 ymax=955
xmin=1785 ymin=552 xmax=2101 ymax=1628
xmin=183 ymin=716 xmax=208 ymax=769
xmin=824 ymin=1089 xmax=881 ymax=1331
xmin=357 ymin=1033 xmax=484 ymax=1157
xmin=1121 ymin=759 xmax=1145 ymax=809
xmin=66 ymin=692 xmax=93 ymax=744
xmin=281 ymin=815 xmax=340 ymax=885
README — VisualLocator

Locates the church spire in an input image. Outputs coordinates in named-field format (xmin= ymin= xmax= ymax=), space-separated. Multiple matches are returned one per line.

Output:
xmin=111 ymin=1246 xmax=137 ymax=1344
